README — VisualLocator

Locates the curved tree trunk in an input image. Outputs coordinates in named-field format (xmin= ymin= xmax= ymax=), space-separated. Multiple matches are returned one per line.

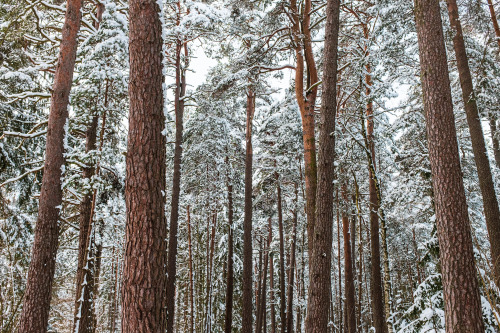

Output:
xmin=17 ymin=0 xmax=82 ymax=331
xmin=414 ymin=0 xmax=484 ymax=330
xmin=446 ymin=0 xmax=500 ymax=288
xmin=121 ymin=0 xmax=168 ymax=331
xmin=305 ymin=0 xmax=340 ymax=330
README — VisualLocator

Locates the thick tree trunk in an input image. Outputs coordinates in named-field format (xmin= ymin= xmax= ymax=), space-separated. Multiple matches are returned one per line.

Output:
xmin=242 ymin=87 xmax=255 ymax=333
xmin=305 ymin=0 xmax=340 ymax=330
xmin=224 ymin=181 xmax=234 ymax=333
xmin=446 ymin=0 xmax=500 ymax=287
xmin=17 ymin=0 xmax=82 ymax=331
xmin=414 ymin=0 xmax=484 ymax=331
xmin=342 ymin=185 xmax=356 ymax=333
xmin=286 ymin=182 xmax=298 ymax=333
xmin=121 ymin=0 xmax=168 ymax=331
xmin=275 ymin=173 xmax=287 ymax=331
xmin=166 ymin=36 xmax=187 ymax=333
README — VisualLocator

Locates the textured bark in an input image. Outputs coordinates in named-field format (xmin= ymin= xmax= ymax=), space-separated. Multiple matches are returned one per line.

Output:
xmin=269 ymin=252 xmax=277 ymax=333
xmin=305 ymin=0 xmax=340 ymax=330
xmin=286 ymin=183 xmax=298 ymax=333
xmin=446 ymin=0 xmax=500 ymax=287
xmin=242 ymin=87 xmax=255 ymax=333
xmin=188 ymin=206 xmax=195 ymax=333
xmin=342 ymin=185 xmax=356 ymax=333
xmin=414 ymin=0 xmax=484 ymax=331
xmin=121 ymin=0 xmax=167 ymax=331
xmin=224 ymin=181 xmax=234 ymax=333
xmin=17 ymin=0 xmax=82 ymax=331
xmin=257 ymin=220 xmax=271 ymax=333
xmin=488 ymin=114 xmax=500 ymax=168
xmin=486 ymin=0 xmax=500 ymax=51
xmin=166 ymin=34 xmax=188 ymax=333
xmin=275 ymin=173 xmax=286 ymax=332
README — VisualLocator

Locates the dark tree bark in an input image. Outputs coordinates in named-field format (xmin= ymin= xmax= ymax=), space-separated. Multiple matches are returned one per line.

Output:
xmin=305 ymin=0 xmax=340 ymax=330
xmin=188 ymin=206 xmax=194 ymax=333
xmin=224 ymin=179 xmax=234 ymax=333
xmin=446 ymin=0 xmax=500 ymax=287
xmin=414 ymin=0 xmax=484 ymax=331
xmin=73 ymin=7 xmax=105 ymax=332
xmin=269 ymin=251 xmax=277 ymax=333
xmin=275 ymin=173 xmax=286 ymax=332
xmin=166 ymin=32 xmax=188 ymax=333
xmin=342 ymin=184 xmax=356 ymax=333
xmin=242 ymin=86 xmax=255 ymax=333
xmin=286 ymin=183 xmax=298 ymax=333
xmin=121 ymin=0 xmax=168 ymax=331
xmin=17 ymin=0 xmax=83 ymax=331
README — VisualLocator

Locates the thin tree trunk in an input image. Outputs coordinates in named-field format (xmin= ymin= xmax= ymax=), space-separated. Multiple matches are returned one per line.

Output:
xmin=286 ymin=182 xmax=298 ymax=333
xmin=414 ymin=0 xmax=484 ymax=330
xmin=242 ymin=86 xmax=255 ymax=333
xmin=336 ymin=200 xmax=342 ymax=333
xmin=486 ymin=0 xmax=500 ymax=51
xmin=305 ymin=0 xmax=340 ymax=330
xmin=362 ymin=57 xmax=389 ymax=333
xmin=342 ymin=184 xmax=356 ymax=333
xmin=224 ymin=178 xmax=234 ymax=333
xmin=446 ymin=0 xmax=500 ymax=287
xmin=275 ymin=173 xmax=287 ymax=331
xmin=17 ymin=0 xmax=83 ymax=331
xmin=270 ymin=251 xmax=277 ymax=333
xmin=121 ymin=0 xmax=167 ymax=330
xmin=205 ymin=212 xmax=217 ymax=333
xmin=488 ymin=114 xmax=500 ymax=168
xmin=166 ymin=31 xmax=188 ymax=333
xmin=188 ymin=206 xmax=195 ymax=333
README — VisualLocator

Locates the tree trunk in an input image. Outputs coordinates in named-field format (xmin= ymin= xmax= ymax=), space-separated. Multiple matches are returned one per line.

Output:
xmin=486 ymin=0 xmax=500 ymax=51
xmin=166 ymin=34 xmax=188 ymax=333
xmin=188 ymin=206 xmax=195 ymax=333
xmin=414 ymin=0 xmax=484 ymax=330
xmin=73 ymin=9 xmax=106 ymax=331
xmin=342 ymin=184 xmax=356 ymax=333
xmin=17 ymin=0 xmax=83 ymax=331
xmin=286 ymin=182 xmax=298 ymax=333
xmin=488 ymin=114 xmax=500 ymax=168
xmin=224 ymin=180 xmax=234 ymax=333
xmin=446 ymin=0 xmax=500 ymax=287
xmin=242 ymin=86 xmax=255 ymax=333
xmin=305 ymin=0 xmax=340 ymax=330
xmin=121 ymin=0 xmax=168 ymax=330
xmin=363 ymin=59 xmax=389 ymax=333
xmin=270 ymin=252 xmax=277 ymax=333
xmin=275 ymin=173 xmax=286 ymax=331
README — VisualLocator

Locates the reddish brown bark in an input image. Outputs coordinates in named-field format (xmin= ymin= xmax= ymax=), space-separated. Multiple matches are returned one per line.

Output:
xmin=242 ymin=87 xmax=255 ymax=333
xmin=17 ymin=0 xmax=83 ymax=331
xmin=305 ymin=0 xmax=340 ymax=330
xmin=342 ymin=185 xmax=356 ymax=333
xmin=414 ymin=0 xmax=484 ymax=330
xmin=121 ymin=0 xmax=168 ymax=331
xmin=488 ymin=114 xmax=500 ymax=168
xmin=289 ymin=0 xmax=319 ymax=258
xmin=446 ymin=0 xmax=500 ymax=287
